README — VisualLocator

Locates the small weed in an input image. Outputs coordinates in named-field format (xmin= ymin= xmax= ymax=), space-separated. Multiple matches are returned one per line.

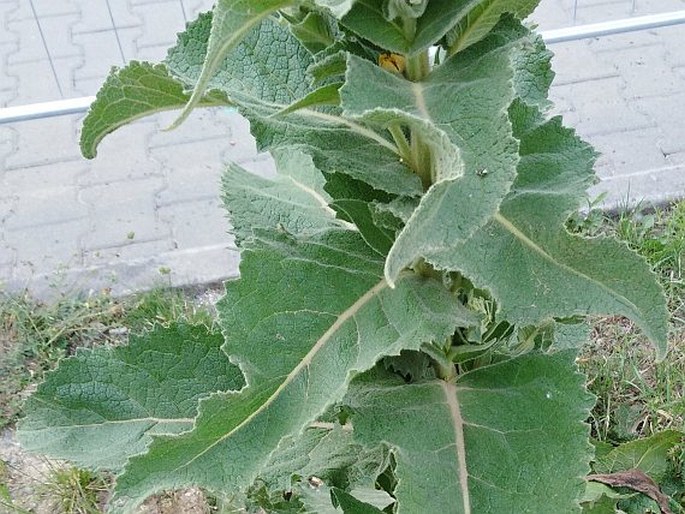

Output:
xmin=41 ymin=466 xmax=109 ymax=514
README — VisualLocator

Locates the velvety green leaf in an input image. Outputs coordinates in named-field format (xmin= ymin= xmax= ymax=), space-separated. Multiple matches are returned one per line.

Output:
xmin=277 ymin=82 xmax=343 ymax=116
xmin=17 ymin=324 xmax=244 ymax=470
xmin=594 ymin=431 xmax=684 ymax=482
xmin=165 ymin=13 xmax=420 ymax=197
xmin=261 ymin=424 xmax=390 ymax=491
xmin=446 ymin=0 xmax=539 ymax=54
xmin=313 ymin=0 xmax=357 ymax=18
xmin=309 ymin=50 xmax=349 ymax=85
xmin=384 ymin=0 xmax=429 ymax=20
xmin=80 ymin=61 xmax=227 ymax=159
xmin=290 ymin=10 xmax=337 ymax=54
xmin=110 ymin=229 xmax=473 ymax=512
xmin=248 ymin=105 xmax=422 ymax=196
xmin=341 ymin=0 xmax=480 ymax=55
xmin=222 ymin=148 xmax=346 ymax=246
xmin=171 ymin=0 xmax=295 ymax=128
xmin=332 ymin=199 xmax=395 ymax=255
xmin=427 ymin=106 xmax=669 ymax=357
xmin=331 ymin=487 xmax=388 ymax=513
xmin=340 ymin=32 xmax=520 ymax=285
xmin=346 ymin=351 xmax=594 ymax=513
xmin=167 ymin=13 xmax=313 ymax=106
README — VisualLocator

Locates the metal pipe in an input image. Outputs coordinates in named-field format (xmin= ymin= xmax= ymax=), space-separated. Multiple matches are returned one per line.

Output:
xmin=541 ymin=10 xmax=685 ymax=44
xmin=0 ymin=96 xmax=95 ymax=124
xmin=2 ymin=10 xmax=685 ymax=125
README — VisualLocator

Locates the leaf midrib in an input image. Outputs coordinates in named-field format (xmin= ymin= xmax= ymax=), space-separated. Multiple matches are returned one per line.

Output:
xmin=441 ymin=382 xmax=471 ymax=514
xmin=171 ymin=278 xmax=390 ymax=472
xmin=493 ymin=212 xmax=642 ymax=315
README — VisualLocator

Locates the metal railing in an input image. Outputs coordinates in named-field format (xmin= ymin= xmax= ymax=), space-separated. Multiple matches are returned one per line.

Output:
xmin=1 ymin=10 xmax=685 ymax=125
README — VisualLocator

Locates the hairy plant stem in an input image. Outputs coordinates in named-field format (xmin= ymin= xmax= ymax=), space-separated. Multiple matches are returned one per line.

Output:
xmin=388 ymin=123 xmax=417 ymax=172
xmin=405 ymin=50 xmax=433 ymax=189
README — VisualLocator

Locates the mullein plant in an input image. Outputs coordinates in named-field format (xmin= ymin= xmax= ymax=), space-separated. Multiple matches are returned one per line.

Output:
xmin=19 ymin=1 xmax=669 ymax=512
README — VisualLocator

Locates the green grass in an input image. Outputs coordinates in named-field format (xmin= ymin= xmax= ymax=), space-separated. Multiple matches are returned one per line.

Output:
xmin=574 ymin=199 xmax=685 ymax=443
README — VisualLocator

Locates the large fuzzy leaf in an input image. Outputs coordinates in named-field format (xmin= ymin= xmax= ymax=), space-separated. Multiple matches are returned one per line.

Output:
xmin=166 ymin=12 xmax=313 ymax=106
xmin=17 ymin=324 xmax=244 ymax=470
xmin=340 ymin=27 xmax=521 ymax=285
xmin=427 ymin=105 xmax=669 ymax=356
xmin=109 ymin=229 xmax=474 ymax=512
xmin=171 ymin=0 xmax=295 ymax=128
xmin=166 ymin=11 xmax=421 ymax=197
xmin=222 ymin=149 xmax=347 ymax=246
xmin=80 ymin=61 xmax=227 ymax=159
xmin=340 ymin=0 xmax=480 ymax=55
xmin=446 ymin=0 xmax=539 ymax=55
xmin=345 ymin=351 xmax=594 ymax=513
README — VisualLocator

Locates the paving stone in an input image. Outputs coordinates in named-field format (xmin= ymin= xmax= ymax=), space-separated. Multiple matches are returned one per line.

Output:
xmin=594 ymin=43 xmax=685 ymax=99
xmin=2 ymin=161 xmax=88 ymax=230
xmin=83 ymin=238 xmax=174 ymax=269
xmin=565 ymin=76 xmax=657 ymax=137
xmin=5 ymin=58 xmax=80 ymax=103
xmin=130 ymin=1 xmax=186 ymax=49
xmin=0 ymin=243 xmax=16 ymax=269
xmin=154 ymin=138 xmax=227 ymax=204
xmin=633 ymin=0 xmax=685 ymax=15
xmin=591 ymin=162 xmax=685 ymax=210
xmin=633 ymin=92 xmax=685 ymax=154
xmin=588 ymin=127 xmax=670 ymax=178
xmin=148 ymin=109 xmax=234 ymax=149
xmin=548 ymin=41 xmax=620 ymax=85
xmin=0 ymin=195 xmax=17 ymax=230
xmin=79 ymin=176 xmax=169 ymax=250
xmin=4 ymin=0 xmax=78 ymax=22
xmin=78 ymin=119 xmax=162 ymax=186
xmin=660 ymin=26 xmax=685 ymax=68
xmin=180 ymin=0 xmax=214 ymax=20
xmin=156 ymin=243 xmax=241 ymax=290
xmin=72 ymin=1 xmax=141 ymax=34
xmin=72 ymin=30 xmax=127 ymax=83
xmin=6 ymin=218 xmax=87 ymax=272
xmin=4 ymin=115 xmax=82 ymax=168
xmin=7 ymin=14 xmax=81 ymax=63
xmin=157 ymin=197 xmax=235 ymax=251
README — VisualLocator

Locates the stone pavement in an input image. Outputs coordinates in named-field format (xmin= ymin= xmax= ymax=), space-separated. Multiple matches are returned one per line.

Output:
xmin=0 ymin=0 xmax=684 ymax=299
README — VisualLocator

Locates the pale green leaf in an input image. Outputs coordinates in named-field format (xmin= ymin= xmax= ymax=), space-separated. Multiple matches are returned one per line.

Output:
xmin=594 ymin=431 xmax=684 ymax=482
xmin=341 ymin=0 xmax=481 ymax=55
xmin=427 ymin=106 xmax=669 ymax=357
xmin=170 ymin=0 xmax=296 ymax=128
xmin=109 ymin=229 xmax=474 ymax=512
xmin=384 ymin=0 xmax=429 ymax=20
xmin=80 ymin=61 xmax=227 ymax=159
xmin=261 ymin=424 xmax=390 ymax=491
xmin=277 ymin=82 xmax=342 ymax=116
xmin=332 ymin=199 xmax=395 ymax=255
xmin=346 ymin=351 xmax=594 ymax=513
xmin=222 ymin=148 xmax=345 ymax=246
xmin=339 ymin=32 xmax=520 ymax=286
xmin=17 ymin=324 xmax=244 ymax=470
xmin=447 ymin=0 xmax=539 ymax=54
xmin=165 ymin=13 xmax=420 ymax=197
xmin=290 ymin=10 xmax=337 ymax=54
xmin=166 ymin=13 xmax=313 ymax=106
xmin=312 ymin=0 xmax=357 ymax=18
xmin=331 ymin=487 xmax=388 ymax=513
xmin=247 ymin=105 xmax=422 ymax=196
